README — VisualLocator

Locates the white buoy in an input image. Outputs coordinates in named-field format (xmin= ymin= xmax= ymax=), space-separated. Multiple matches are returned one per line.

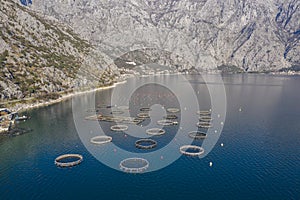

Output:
xmin=215 ymin=130 xmax=218 ymax=133
xmin=221 ymin=122 xmax=224 ymax=125
xmin=221 ymin=143 xmax=224 ymax=147
xmin=209 ymin=162 xmax=213 ymax=167
xmin=239 ymin=107 xmax=242 ymax=112
xmin=217 ymin=114 xmax=221 ymax=118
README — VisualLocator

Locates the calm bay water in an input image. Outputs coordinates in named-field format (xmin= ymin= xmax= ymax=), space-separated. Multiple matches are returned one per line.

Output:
xmin=0 ymin=74 xmax=299 ymax=199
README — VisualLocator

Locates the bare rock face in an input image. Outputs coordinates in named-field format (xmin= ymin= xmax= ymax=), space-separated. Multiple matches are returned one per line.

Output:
xmin=26 ymin=0 xmax=299 ymax=72
xmin=0 ymin=0 xmax=119 ymax=100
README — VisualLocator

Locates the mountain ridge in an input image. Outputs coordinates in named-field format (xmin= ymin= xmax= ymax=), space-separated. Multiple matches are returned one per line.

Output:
xmin=26 ymin=0 xmax=299 ymax=72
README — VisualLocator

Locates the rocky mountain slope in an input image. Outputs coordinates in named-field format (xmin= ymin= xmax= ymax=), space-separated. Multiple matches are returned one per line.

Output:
xmin=0 ymin=0 xmax=119 ymax=101
xmin=27 ymin=0 xmax=299 ymax=72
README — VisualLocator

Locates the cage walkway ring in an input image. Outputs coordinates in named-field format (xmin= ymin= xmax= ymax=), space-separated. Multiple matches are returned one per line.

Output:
xmin=55 ymin=154 xmax=83 ymax=167
xmin=199 ymin=116 xmax=213 ymax=122
xmin=188 ymin=131 xmax=207 ymax=139
xmin=164 ymin=114 xmax=178 ymax=120
xmin=90 ymin=136 xmax=112 ymax=144
xmin=117 ymin=106 xmax=129 ymax=110
xmin=111 ymin=124 xmax=128 ymax=131
xmin=196 ymin=122 xmax=213 ymax=128
xmin=120 ymin=158 xmax=149 ymax=173
xmin=197 ymin=110 xmax=211 ymax=115
xmin=157 ymin=119 xmax=177 ymax=126
xmin=111 ymin=110 xmax=124 ymax=115
xmin=167 ymin=108 xmax=180 ymax=113
xmin=135 ymin=139 xmax=157 ymax=149
xmin=146 ymin=128 xmax=166 ymax=136
xmin=180 ymin=145 xmax=204 ymax=156
xmin=137 ymin=112 xmax=150 ymax=118
xmin=140 ymin=107 xmax=151 ymax=112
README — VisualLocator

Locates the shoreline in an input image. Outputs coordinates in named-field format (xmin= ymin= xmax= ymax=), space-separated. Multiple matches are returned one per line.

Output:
xmin=2 ymin=72 xmax=299 ymax=113
xmin=9 ymin=79 xmax=128 ymax=113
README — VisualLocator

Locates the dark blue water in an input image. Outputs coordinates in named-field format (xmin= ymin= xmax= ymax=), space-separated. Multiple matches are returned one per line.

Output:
xmin=0 ymin=74 xmax=299 ymax=199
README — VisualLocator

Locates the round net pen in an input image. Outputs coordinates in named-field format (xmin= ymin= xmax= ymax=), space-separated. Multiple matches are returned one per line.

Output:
xmin=90 ymin=136 xmax=112 ymax=145
xmin=167 ymin=108 xmax=180 ymax=113
xmin=137 ymin=112 xmax=150 ymax=118
xmin=135 ymin=139 xmax=157 ymax=149
xmin=55 ymin=154 xmax=83 ymax=167
xmin=140 ymin=107 xmax=152 ymax=112
xmin=146 ymin=128 xmax=166 ymax=136
xmin=179 ymin=145 xmax=204 ymax=156
xmin=119 ymin=158 xmax=149 ymax=173
xmin=157 ymin=119 xmax=178 ymax=126
xmin=196 ymin=122 xmax=213 ymax=128
xmin=188 ymin=131 xmax=207 ymax=139
xmin=110 ymin=124 xmax=129 ymax=131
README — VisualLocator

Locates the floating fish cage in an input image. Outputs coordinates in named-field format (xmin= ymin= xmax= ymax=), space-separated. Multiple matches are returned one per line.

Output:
xmin=120 ymin=158 xmax=149 ymax=173
xmin=199 ymin=116 xmax=213 ymax=122
xmin=146 ymin=128 xmax=166 ymax=136
xmin=111 ymin=110 xmax=125 ymax=115
xmin=85 ymin=115 xmax=144 ymax=125
xmin=90 ymin=135 xmax=112 ymax=144
xmin=137 ymin=112 xmax=150 ymax=118
xmin=97 ymin=104 xmax=115 ymax=109
xmin=179 ymin=145 xmax=204 ymax=156
xmin=117 ymin=106 xmax=129 ymax=110
xmin=188 ymin=131 xmax=207 ymax=139
xmin=196 ymin=110 xmax=211 ymax=115
xmin=196 ymin=122 xmax=213 ymax=128
xmin=54 ymin=154 xmax=83 ymax=167
xmin=166 ymin=108 xmax=180 ymax=113
xmin=157 ymin=119 xmax=178 ymax=126
xmin=164 ymin=114 xmax=178 ymax=120
xmin=135 ymin=139 xmax=157 ymax=149
xmin=140 ymin=107 xmax=152 ymax=112
xmin=110 ymin=124 xmax=129 ymax=131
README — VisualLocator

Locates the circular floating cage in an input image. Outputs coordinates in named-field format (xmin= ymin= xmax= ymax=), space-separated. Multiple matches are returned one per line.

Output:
xmin=188 ymin=131 xmax=207 ymax=139
xmin=196 ymin=122 xmax=213 ymax=128
xmin=86 ymin=109 xmax=99 ymax=113
xmin=199 ymin=116 xmax=213 ymax=122
xmin=111 ymin=110 xmax=124 ymax=115
xmin=157 ymin=119 xmax=177 ymax=126
xmin=55 ymin=154 xmax=83 ymax=167
xmin=90 ymin=135 xmax=112 ymax=144
xmin=167 ymin=108 xmax=180 ymax=113
xmin=117 ymin=106 xmax=129 ymax=110
xmin=196 ymin=110 xmax=211 ymax=115
xmin=140 ymin=107 xmax=152 ymax=112
xmin=120 ymin=158 xmax=149 ymax=173
xmin=164 ymin=114 xmax=178 ymax=120
xmin=146 ymin=128 xmax=166 ymax=136
xmin=110 ymin=124 xmax=128 ymax=131
xmin=180 ymin=145 xmax=204 ymax=156
xmin=137 ymin=112 xmax=150 ymax=118
xmin=135 ymin=139 xmax=157 ymax=149
xmin=98 ymin=104 xmax=115 ymax=109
